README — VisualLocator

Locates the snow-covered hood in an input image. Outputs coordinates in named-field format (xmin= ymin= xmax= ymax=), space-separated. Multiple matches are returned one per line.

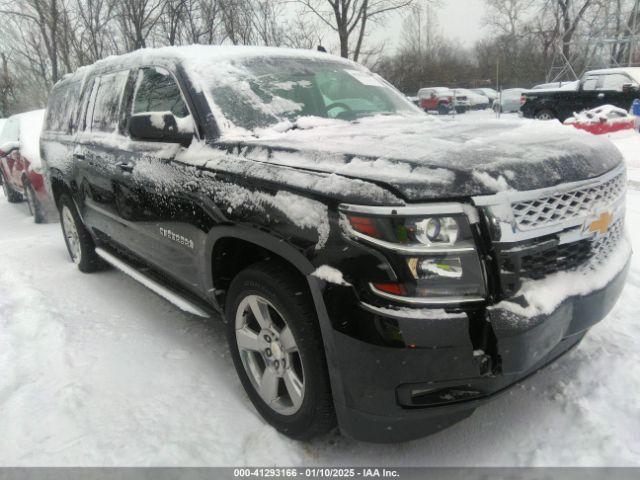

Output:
xmin=220 ymin=115 xmax=624 ymax=202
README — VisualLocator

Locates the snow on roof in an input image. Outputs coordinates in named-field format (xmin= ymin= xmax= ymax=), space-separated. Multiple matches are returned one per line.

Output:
xmin=70 ymin=45 xmax=354 ymax=80
xmin=584 ymin=67 xmax=640 ymax=82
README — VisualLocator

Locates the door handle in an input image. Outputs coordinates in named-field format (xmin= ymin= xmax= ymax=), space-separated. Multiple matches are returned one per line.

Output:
xmin=116 ymin=161 xmax=134 ymax=173
xmin=597 ymin=93 xmax=605 ymax=99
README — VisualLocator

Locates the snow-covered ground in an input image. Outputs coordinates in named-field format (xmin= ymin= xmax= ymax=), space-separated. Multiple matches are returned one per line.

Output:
xmin=1 ymin=111 xmax=639 ymax=466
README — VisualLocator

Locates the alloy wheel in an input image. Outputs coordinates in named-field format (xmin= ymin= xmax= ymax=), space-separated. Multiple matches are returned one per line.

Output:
xmin=62 ymin=205 xmax=81 ymax=264
xmin=235 ymin=294 xmax=305 ymax=416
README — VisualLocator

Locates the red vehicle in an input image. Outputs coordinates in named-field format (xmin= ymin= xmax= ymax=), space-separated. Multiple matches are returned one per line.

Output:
xmin=417 ymin=87 xmax=455 ymax=114
xmin=0 ymin=109 xmax=53 ymax=222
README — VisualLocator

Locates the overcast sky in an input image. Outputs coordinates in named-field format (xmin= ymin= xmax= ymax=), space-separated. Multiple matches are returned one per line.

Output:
xmin=371 ymin=0 xmax=488 ymax=51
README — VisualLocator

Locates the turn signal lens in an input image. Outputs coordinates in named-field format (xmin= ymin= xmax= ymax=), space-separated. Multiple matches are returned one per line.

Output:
xmin=371 ymin=282 xmax=407 ymax=296
xmin=348 ymin=215 xmax=382 ymax=239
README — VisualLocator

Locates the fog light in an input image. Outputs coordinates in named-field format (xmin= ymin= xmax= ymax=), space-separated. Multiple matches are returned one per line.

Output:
xmin=408 ymin=257 xmax=463 ymax=279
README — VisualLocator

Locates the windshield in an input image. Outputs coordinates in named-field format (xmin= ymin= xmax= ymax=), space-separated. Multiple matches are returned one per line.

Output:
xmin=203 ymin=56 xmax=419 ymax=131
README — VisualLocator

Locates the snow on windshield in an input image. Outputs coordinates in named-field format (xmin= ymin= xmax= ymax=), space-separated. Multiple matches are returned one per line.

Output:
xmin=184 ymin=55 xmax=418 ymax=133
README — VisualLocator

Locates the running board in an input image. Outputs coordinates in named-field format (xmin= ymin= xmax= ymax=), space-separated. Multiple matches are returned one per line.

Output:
xmin=95 ymin=247 xmax=210 ymax=318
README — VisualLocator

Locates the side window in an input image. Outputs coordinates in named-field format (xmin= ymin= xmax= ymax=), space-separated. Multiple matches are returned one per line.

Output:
xmin=132 ymin=67 xmax=190 ymax=118
xmin=44 ymin=82 xmax=80 ymax=133
xmin=600 ymin=73 xmax=633 ymax=92
xmin=582 ymin=76 xmax=598 ymax=91
xmin=85 ymin=70 xmax=130 ymax=133
xmin=0 ymin=118 xmax=19 ymax=144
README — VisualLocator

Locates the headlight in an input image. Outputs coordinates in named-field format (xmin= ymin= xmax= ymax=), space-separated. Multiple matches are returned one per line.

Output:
xmin=409 ymin=217 xmax=459 ymax=246
xmin=340 ymin=203 xmax=486 ymax=305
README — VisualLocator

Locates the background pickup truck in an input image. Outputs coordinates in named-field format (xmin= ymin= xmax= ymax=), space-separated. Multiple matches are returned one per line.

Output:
xmin=521 ymin=67 xmax=640 ymax=121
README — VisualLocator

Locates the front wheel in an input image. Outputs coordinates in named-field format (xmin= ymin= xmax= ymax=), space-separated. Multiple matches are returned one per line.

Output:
xmin=226 ymin=261 xmax=336 ymax=440
xmin=59 ymin=194 xmax=104 ymax=272
xmin=535 ymin=109 xmax=557 ymax=121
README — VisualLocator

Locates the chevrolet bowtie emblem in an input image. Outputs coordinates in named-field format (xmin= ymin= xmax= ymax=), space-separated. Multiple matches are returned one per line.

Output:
xmin=588 ymin=211 xmax=613 ymax=235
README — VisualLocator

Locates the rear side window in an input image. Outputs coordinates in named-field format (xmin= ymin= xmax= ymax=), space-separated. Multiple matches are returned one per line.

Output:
xmin=45 ymin=81 xmax=81 ymax=133
xmin=0 ymin=118 xmax=19 ymax=144
xmin=132 ymin=67 xmax=190 ymax=118
xmin=85 ymin=70 xmax=130 ymax=133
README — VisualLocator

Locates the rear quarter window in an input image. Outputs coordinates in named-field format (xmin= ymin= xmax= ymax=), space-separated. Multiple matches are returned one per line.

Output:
xmin=44 ymin=81 xmax=82 ymax=133
xmin=0 ymin=117 xmax=19 ymax=144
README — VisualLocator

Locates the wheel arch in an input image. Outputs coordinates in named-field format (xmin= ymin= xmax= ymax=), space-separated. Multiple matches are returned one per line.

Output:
xmin=206 ymin=225 xmax=348 ymax=411
xmin=48 ymin=169 xmax=74 ymax=210
xmin=206 ymin=226 xmax=317 ymax=309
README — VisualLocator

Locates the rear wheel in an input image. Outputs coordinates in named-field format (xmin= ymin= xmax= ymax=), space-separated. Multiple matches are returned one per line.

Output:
xmin=535 ymin=109 xmax=557 ymax=121
xmin=23 ymin=178 xmax=45 ymax=223
xmin=226 ymin=261 xmax=336 ymax=440
xmin=0 ymin=169 xmax=23 ymax=203
xmin=59 ymin=194 xmax=104 ymax=272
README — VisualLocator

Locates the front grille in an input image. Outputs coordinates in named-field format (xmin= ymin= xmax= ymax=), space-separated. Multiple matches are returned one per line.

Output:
xmin=589 ymin=218 xmax=624 ymax=269
xmin=497 ymin=218 xmax=625 ymax=294
xmin=519 ymin=240 xmax=592 ymax=280
xmin=512 ymin=171 xmax=626 ymax=230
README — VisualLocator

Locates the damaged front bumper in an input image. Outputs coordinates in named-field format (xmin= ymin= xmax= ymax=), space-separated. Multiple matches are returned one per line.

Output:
xmin=324 ymin=251 xmax=631 ymax=443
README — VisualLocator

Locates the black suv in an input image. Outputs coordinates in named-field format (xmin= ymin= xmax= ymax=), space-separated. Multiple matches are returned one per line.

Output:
xmin=41 ymin=46 xmax=631 ymax=443
xmin=522 ymin=67 xmax=640 ymax=121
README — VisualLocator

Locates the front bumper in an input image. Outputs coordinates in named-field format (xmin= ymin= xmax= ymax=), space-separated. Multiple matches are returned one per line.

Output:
xmin=326 ymin=258 xmax=630 ymax=443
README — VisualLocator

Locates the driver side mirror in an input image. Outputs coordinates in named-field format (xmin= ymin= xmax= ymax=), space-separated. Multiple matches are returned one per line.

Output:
xmin=129 ymin=112 xmax=194 ymax=147
xmin=0 ymin=141 xmax=20 ymax=156
xmin=622 ymin=83 xmax=639 ymax=93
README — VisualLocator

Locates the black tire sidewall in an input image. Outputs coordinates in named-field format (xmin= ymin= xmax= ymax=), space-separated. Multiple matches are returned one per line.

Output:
xmin=0 ymin=169 xmax=22 ymax=203
xmin=24 ymin=179 xmax=45 ymax=223
xmin=59 ymin=195 xmax=102 ymax=273
xmin=536 ymin=109 xmax=556 ymax=120
xmin=225 ymin=263 xmax=334 ymax=439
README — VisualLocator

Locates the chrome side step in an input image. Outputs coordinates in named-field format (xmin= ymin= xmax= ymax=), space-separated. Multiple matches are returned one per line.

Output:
xmin=95 ymin=247 xmax=210 ymax=318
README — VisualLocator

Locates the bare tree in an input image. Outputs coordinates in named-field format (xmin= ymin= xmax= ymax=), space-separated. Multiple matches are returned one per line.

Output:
xmin=74 ymin=0 xmax=118 ymax=63
xmin=296 ymin=0 xmax=416 ymax=60
xmin=116 ymin=0 xmax=165 ymax=50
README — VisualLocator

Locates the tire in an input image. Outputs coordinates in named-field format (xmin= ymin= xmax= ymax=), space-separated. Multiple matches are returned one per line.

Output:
xmin=0 ymin=169 xmax=23 ymax=203
xmin=225 ymin=261 xmax=336 ymax=440
xmin=59 ymin=194 xmax=104 ymax=273
xmin=23 ymin=178 xmax=46 ymax=223
xmin=455 ymin=107 xmax=467 ymax=114
xmin=437 ymin=103 xmax=449 ymax=115
xmin=535 ymin=109 xmax=557 ymax=121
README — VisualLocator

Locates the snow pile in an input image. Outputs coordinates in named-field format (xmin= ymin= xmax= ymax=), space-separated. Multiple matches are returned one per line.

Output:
xmin=565 ymin=105 xmax=635 ymax=125
xmin=604 ymin=130 xmax=640 ymax=186
xmin=17 ymin=109 xmax=46 ymax=167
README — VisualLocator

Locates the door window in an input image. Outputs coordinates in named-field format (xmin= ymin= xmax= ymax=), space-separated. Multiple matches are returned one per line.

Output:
xmin=85 ymin=70 xmax=130 ymax=133
xmin=132 ymin=67 xmax=190 ymax=118
xmin=600 ymin=73 xmax=633 ymax=91
xmin=581 ymin=77 xmax=599 ymax=91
